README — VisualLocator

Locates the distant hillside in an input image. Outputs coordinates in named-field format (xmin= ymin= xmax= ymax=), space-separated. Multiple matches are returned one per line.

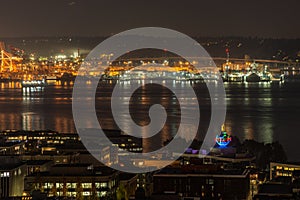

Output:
xmin=195 ymin=37 xmax=300 ymax=61
xmin=0 ymin=36 xmax=299 ymax=61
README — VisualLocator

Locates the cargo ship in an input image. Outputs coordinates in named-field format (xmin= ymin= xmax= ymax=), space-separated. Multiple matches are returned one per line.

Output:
xmin=245 ymin=62 xmax=261 ymax=82
xmin=21 ymin=79 xmax=46 ymax=87
xmin=227 ymin=73 xmax=244 ymax=82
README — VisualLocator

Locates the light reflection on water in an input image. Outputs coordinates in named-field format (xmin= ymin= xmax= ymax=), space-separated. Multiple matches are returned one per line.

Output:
xmin=0 ymin=81 xmax=299 ymax=160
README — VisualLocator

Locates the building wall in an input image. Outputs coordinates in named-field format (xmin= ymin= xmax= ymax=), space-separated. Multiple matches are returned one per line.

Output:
xmin=270 ymin=162 xmax=300 ymax=180
xmin=153 ymin=174 xmax=250 ymax=200
xmin=0 ymin=164 xmax=27 ymax=197
xmin=24 ymin=175 xmax=118 ymax=198
xmin=10 ymin=164 xmax=27 ymax=196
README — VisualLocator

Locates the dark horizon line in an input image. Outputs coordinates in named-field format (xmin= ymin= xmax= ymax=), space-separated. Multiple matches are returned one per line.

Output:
xmin=1 ymin=35 xmax=300 ymax=40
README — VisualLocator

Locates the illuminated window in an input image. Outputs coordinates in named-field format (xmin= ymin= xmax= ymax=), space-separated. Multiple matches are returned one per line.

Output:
xmin=97 ymin=191 xmax=107 ymax=197
xmin=95 ymin=182 xmax=107 ymax=188
xmin=82 ymin=183 xmax=92 ymax=188
xmin=43 ymin=183 xmax=54 ymax=189
xmin=56 ymin=183 xmax=63 ymax=189
xmin=276 ymin=172 xmax=281 ymax=176
xmin=1 ymin=172 xmax=10 ymax=177
xmin=83 ymin=191 xmax=90 ymax=196
xmin=66 ymin=183 xmax=76 ymax=188
xmin=67 ymin=192 xmax=76 ymax=197
xmin=206 ymin=179 xmax=214 ymax=185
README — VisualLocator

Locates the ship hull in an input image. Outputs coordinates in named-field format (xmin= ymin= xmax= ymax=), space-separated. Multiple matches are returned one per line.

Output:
xmin=21 ymin=80 xmax=47 ymax=87
xmin=245 ymin=73 xmax=260 ymax=82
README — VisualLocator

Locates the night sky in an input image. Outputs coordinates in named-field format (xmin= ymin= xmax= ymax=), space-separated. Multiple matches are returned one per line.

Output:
xmin=0 ymin=0 xmax=299 ymax=38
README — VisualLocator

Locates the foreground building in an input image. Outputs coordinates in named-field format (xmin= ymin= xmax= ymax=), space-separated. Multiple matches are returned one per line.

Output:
xmin=153 ymin=165 xmax=250 ymax=200
xmin=253 ymin=183 xmax=295 ymax=200
xmin=0 ymin=162 xmax=27 ymax=197
xmin=24 ymin=164 xmax=119 ymax=198
xmin=270 ymin=162 xmax=300 ymax=180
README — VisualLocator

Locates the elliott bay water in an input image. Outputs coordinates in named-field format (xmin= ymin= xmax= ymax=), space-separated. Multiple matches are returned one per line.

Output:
xmin=0 ymin=81 xmax=299 ymax=161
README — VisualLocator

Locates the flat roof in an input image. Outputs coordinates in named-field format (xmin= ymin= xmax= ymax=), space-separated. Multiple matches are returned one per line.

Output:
xmin=0 ymin=162 xmax=25 ymax=171
xmin=26 ymin=164 xmax=116 ymax=177
xmin=26 ymin=160 xmax=52 ymax=166
xmin=258 ymin=183 xmax=293 ymax=195
xmin=119 ymin=173 xmax=137 ymax=181
xmin=154 ymin=165 xmax=249 ymax=178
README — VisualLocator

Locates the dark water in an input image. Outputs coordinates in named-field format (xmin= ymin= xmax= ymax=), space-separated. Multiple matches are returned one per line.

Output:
xmin=0 ymin=81 xmax=299 ymax=161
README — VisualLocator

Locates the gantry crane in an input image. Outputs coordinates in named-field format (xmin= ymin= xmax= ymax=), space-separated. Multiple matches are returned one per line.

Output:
xmin=0 ymin=41 xmax=23 ymax=72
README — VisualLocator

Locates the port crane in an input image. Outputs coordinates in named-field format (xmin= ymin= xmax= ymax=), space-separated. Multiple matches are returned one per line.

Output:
xmin=0 ymin=41 xmax=23 ymax=72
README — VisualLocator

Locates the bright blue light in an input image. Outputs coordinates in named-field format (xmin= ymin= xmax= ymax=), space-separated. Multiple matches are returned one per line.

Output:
xmin=215 ymin=132 xmax=232 ymax=148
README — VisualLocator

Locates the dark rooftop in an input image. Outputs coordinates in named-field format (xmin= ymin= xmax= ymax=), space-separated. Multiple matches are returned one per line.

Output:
xmin=26 ymin=164 xmax=116 ymax=177
xmin=119 ymin=173 xmax=137 ymax=181
xmin=0 ymin=162 xmax=24 ymax=171
xmin=258 ymin=183 xmax=293 ymax=195
xmin=0 ymin=141 xmax=23 ymax=147
xmin=26 ymin=160 xmax=52 ymax=166
xmin=155 ymin=165 xmax=248 ymax=176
